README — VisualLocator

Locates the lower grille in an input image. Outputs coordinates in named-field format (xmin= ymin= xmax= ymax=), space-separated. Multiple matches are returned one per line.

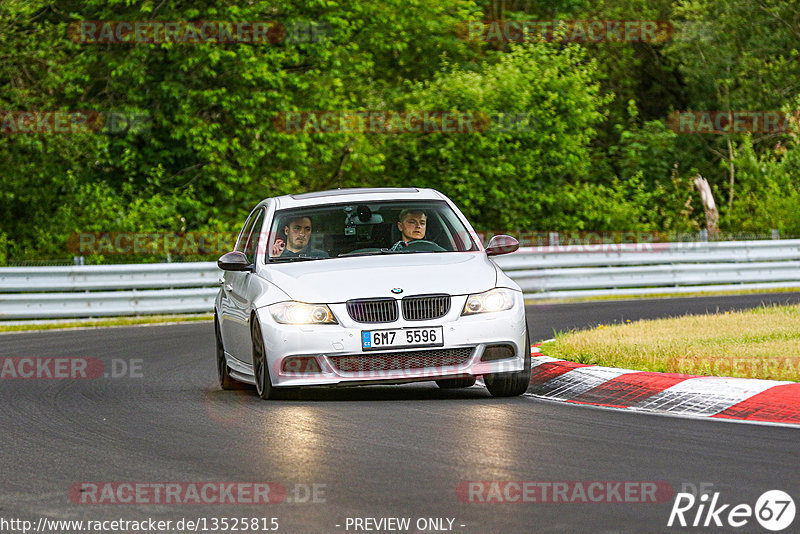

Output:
xmin=329 ymin=347 xmax=474 ymax=373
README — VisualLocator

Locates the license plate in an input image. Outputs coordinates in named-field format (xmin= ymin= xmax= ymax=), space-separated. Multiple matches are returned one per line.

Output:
xmin=361 ymin=327 xmax=444 ymax=350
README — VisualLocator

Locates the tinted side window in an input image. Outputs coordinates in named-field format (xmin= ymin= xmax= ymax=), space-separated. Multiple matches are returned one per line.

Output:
xmin=235 ymin=211 xmax=258 ymax=253
xmin=242 ymin=210 xmax=264 ymax=263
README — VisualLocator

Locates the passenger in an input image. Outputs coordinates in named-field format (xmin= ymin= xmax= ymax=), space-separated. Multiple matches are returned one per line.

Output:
xmin=271 ymin=215 xmax=329 ymax=257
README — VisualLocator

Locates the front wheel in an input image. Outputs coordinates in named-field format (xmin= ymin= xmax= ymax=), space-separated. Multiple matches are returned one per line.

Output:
xmin=484 ymin=327 xmax=531 ymax=397
xmin=251 ymin=318 xmax=277 ymax=400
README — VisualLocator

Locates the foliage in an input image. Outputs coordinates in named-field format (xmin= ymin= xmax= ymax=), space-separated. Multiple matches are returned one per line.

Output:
xmin=385 ymin=43 xmax=610 ymax=230
xmin=0 ymin=0 xmax=798 ymax=260
xmin=721 ymin=136 xmax=800 ymax=235
xmin=553 ymin=171 xmax=697 ymax=233
xmin=665 ymin=0 xmax=800 ymax=206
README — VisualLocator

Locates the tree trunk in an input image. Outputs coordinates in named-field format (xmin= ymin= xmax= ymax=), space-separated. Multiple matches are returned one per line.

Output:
xmin=694 ymin=174 xmax=719 ymax=235
xmin=727 ymin=138 xmax=735 ymax=211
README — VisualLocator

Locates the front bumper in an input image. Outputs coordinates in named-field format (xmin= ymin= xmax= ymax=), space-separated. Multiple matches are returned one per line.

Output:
xmin=254 ymin=293 xmax=527 ymax=387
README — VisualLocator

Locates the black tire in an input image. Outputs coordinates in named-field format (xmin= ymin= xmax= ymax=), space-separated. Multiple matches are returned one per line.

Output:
xmin=215 ymin=315 xmax=237 ymax=390
xmin=484 ymin=327 xmax=531 ymax=397
xmin=436 ymin=377 xmax=477 ymax=389
xmin=251 ymin=318 xmax=277 ymax=400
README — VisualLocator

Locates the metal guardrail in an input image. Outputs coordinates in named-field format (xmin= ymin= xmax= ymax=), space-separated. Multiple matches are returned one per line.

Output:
xmin=0 ymin=262 xmax=219 ymax=292
xmin=493 ymin=239 xmax=800 ymax=299
xmin=1 ymin=240 xmax=799 ymax=319
xmin=0 ymin=263 xmax=219 ymax=319
xmin=0 ymin=288 xmax=218 ymax=319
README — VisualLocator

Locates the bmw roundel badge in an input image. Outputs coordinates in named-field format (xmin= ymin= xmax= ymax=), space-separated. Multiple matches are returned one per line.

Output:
xmin=391 ymin=288 xmax=403 ymax=294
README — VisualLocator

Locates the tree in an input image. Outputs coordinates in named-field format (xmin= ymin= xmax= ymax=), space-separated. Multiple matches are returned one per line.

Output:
xmin=666 ymin=0 xmax=800 ymax=213
xmin=385 ymin=42 xmax=611 ymax=230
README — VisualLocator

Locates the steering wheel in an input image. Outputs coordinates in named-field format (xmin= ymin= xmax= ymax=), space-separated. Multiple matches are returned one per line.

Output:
xmin=403 ymin=240 xmax=446 ymax=252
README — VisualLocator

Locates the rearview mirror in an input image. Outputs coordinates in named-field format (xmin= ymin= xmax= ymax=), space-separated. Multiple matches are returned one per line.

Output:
xmin=344 ymin=205 xmax=384 ymax=226
xmin=217 ymin=251 xmax=254 ymax=272
xmin=486 ymin=235 xmax=519 ymax=256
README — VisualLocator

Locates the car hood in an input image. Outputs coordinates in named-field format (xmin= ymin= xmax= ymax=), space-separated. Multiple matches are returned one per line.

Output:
xmin=263 ymin=252 xmax=498 ymax=303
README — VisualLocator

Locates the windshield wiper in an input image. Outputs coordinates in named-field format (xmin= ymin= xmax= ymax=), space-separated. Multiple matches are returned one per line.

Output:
xmin=269 ymin=256 xmax=328 ymax=263
xmin=380 ymin=249 xmax=445 ymax=254
xmin=337 ymin=249 xmax=390 ymax=258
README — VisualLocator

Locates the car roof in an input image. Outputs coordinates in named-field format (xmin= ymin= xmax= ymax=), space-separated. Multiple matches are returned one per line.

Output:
xmin=270 ymin=187 xmax=446 ymax=209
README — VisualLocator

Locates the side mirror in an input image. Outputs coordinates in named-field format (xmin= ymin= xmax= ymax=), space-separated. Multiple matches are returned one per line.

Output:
xmin=486 ymin=235 xmax=519 ymax=256
xmin=217 ymin=251 xmax=254 ymax=272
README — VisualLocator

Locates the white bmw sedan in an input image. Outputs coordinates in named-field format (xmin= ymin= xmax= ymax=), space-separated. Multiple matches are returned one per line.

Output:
xmin=214 ymin=187 xmax=530 ymax=399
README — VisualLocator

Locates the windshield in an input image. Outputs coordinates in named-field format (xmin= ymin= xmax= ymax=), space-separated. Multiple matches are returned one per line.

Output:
xmin=267 ymin=200 xmax=479 ymax=262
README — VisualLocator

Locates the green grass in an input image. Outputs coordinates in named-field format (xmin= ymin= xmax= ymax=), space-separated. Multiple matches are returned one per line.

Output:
xmin=0 ymin=313 xmax=213 ymax=333
xmin=540 ymin=304 xmax=800 ymax=382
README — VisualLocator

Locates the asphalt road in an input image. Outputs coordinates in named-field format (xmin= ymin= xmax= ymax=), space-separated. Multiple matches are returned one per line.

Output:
xmin=1 ymin=293 xmax=799 ymax=533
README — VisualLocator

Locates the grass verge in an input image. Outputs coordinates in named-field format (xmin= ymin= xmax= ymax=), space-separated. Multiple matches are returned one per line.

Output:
xmin=539 ymin=304 xmax=800 ymax=382
xmin=525 ymin=286 xmax=800 ymax=305
xmin=0 ymin=313 xmax=213 ymax=333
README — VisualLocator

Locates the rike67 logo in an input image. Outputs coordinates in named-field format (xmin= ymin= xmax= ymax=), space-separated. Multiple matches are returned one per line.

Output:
xmin=668 ymin=488 xmax=795 ymax=531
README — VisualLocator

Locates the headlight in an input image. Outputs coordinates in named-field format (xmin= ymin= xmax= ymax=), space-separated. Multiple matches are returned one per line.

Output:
xmin=268 ymin=302 xmax=338 ymax=324
xmin=462 ymin=288 xmax=515 ymax=315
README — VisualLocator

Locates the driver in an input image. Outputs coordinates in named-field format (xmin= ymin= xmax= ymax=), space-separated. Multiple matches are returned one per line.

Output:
xmin=390 ymin=209 xmax=427 ymax=250
xmin=272 ymin=215 xmax=329 ymax=257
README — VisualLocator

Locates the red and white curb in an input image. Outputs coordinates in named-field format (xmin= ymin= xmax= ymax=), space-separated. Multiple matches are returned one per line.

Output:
xmin=527 ymin=347 xmax=800 ymax=426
